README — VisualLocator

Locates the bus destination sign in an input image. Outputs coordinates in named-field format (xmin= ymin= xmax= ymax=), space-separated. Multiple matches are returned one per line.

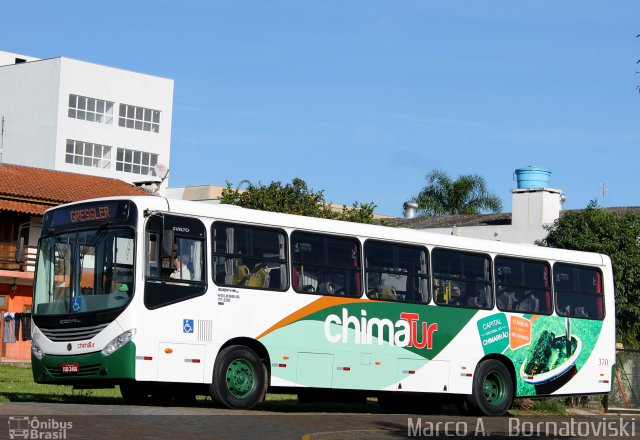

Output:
xmin=70 ymin=206 xmax=111 ymax=223
xmin=46 ymin=201 xmax=131 ymax=229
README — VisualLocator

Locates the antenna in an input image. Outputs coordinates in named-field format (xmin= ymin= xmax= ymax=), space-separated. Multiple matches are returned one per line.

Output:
xmin=154 ymin=163 xmax=169 ymax=182
xmin=133 ymin=163 xmax=169 ymax=194
xmin=599 ymin=182 xmax=608 ymax=207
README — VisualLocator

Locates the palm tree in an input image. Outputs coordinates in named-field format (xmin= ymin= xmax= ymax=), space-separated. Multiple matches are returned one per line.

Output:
xmin=413 ymin=170 xmax=503 ymax=216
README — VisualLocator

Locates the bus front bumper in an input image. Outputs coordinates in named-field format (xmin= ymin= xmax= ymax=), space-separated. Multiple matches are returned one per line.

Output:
xmin=32 ymin=341 xmax=136 ymax=385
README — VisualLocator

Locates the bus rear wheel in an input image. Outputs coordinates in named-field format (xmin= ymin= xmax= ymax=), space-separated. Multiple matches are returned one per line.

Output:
xmin=210 ymin=345 xmax=266 ymax=409
xmin=467 ymin=359 xmax=513 ymax=416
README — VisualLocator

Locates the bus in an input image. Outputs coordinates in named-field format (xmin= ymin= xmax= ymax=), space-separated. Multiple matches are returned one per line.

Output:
xmin=30 ymin=196 xmax=615 ymax=416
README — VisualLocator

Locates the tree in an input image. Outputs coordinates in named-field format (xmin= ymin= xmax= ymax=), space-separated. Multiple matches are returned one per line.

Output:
xmin=412 ymin=169 xmax=503 ymax=216
xmin=219 ymin=178 xmax=377 ymax=224
xmin=538 ymin=201 xmax=640 ymax=348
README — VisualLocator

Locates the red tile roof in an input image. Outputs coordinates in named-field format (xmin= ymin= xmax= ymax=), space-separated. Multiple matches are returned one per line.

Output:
xmin=0 ymin=199 xmax=48 ymax=215
xmin=0 ymin=163 xmax=149 ymax=215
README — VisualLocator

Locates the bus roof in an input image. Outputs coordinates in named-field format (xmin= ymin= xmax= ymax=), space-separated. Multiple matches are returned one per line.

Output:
xmin=48 ymin=195 xmax=608 ymax=267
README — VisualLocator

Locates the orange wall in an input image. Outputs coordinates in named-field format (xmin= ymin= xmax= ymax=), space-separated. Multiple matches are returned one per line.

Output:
xmin=1 ymin=284 xmax=32 ymax=361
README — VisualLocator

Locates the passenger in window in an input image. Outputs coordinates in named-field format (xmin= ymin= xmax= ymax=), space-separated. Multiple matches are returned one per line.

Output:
xmin=171 ymin=255 xmax=192 ymax=280
xmin=517 ymin=291 xmax=539 ymax=313
xmin=574 ymin=306 xmax=589 ymax=318
xmin=497 ymin=288 xmax=518 ymax=311
xmin=317 ymin=281 xmax=335 ymax=295
xmin=559 ymin=304 xmax=571 ymax=316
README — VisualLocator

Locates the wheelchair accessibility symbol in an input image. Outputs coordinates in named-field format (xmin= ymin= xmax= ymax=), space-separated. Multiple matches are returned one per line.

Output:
xmin=72 ymin=297 xmax=82 ymax=313
xmin=183 ymin=319 xmax=194 ymax=333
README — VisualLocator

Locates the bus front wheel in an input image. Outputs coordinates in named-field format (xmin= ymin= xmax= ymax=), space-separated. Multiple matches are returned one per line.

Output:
xmin=210 ymin=345 xmax=266 ymax=409
xmin=467 ymin=359 xmax=513 ymax=416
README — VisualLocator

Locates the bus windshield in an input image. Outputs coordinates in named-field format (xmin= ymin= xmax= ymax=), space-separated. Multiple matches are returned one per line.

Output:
xmin=34 ymin=227 xmax=135 ymax=316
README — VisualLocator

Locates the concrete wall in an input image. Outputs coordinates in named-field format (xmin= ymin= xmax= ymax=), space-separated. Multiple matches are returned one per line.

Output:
xmin=427 ymin=224 xmax=549 ymax=245
xmin=54 ymin=57 xmax=174 ymax=188
xmin=0 ymin=58 xmax=61 ymax=169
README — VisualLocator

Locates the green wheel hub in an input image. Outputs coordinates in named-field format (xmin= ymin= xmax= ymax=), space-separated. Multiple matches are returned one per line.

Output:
xmin=226 ymin=359 xmax=255 ymax=398
xmin=483 ymin=371 xmax=506 ymax=405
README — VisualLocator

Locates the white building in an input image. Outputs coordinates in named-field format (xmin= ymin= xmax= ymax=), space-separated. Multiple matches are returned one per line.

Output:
xmin=0 ymin=51 xmax=174 ymax=189
xmin=396 ymin=168 xmax=570 ymax=244
xmin=398 ymin=187 xmax=565 ymax=244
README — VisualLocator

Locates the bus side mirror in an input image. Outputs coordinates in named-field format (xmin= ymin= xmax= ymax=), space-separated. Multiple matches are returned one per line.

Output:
xmin=161 ymin=230 xmax=174 ymax=257
xmin=15 ymin=237 xmax=25 ymax=263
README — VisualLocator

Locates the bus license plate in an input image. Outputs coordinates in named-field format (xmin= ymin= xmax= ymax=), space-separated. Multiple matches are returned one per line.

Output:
xmin=61 ymin=363 xmax=79 ymax=374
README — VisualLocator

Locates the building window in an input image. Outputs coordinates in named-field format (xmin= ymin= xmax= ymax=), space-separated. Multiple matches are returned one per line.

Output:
xmin=68 ymin=94 xmax=114 ymax=124
xmin=118 ymin=103 xmax=160 ymax=133
xmin=116 ymin=148 xmax=158 ymax=175
xmin=65 ymin=139 xmax=112 ymax=169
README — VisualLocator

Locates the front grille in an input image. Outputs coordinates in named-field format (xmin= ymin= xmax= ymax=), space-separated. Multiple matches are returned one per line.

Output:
xmin=40 ymin=323 xmax=109 ymax=342
xmin=46 ymin=363 xmax=103 ymax=378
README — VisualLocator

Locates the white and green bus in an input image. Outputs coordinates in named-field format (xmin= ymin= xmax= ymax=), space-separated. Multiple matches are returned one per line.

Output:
xmin=31 ymin=196 xmax=615 ymax=415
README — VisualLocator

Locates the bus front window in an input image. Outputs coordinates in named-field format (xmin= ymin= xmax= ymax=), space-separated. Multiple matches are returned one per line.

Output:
xmin=34 ymin=228 xmax=135 ymax=316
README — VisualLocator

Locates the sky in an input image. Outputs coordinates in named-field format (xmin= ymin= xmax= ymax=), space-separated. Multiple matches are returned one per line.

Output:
xmin=2 ymin=1 xmax=639 ymax=216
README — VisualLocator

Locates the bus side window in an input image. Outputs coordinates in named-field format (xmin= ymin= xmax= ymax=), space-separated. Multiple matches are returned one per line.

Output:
xmin=554 ymin=263 xmax=604 ymax=320
xmin=212 ymin=222 xmax=288 ymax=291
xmin=292 ymin=231 xmax=361 ymax=298
xmin=144 ymin=215 xmax=207 ymax=310
xmin=364 ymin=240 xmax=429 ymax=304
xmin=495 ymin=256 xmax=552 ymax=315
xmin=432 ymin=249 xmax=492 ymax=310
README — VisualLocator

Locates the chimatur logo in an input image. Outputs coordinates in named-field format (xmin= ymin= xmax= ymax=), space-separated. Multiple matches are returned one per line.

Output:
xmin=324 ymin=308 xmax=438 ymax=348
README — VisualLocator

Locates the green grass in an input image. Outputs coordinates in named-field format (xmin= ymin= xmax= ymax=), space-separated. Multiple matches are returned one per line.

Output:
xmin=511 ymin=397 xmax=567 ymax=416
xmin=0 ymin=364 xmax=122 ymax=404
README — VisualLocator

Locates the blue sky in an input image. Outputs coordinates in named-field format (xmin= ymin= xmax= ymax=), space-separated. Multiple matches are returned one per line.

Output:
xmin=3 ymin=1 xmax=639 ymax=215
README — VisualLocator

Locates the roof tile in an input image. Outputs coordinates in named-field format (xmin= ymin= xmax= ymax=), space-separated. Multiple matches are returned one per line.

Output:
xmin=0 ymin=163 xmax=149 ymax=214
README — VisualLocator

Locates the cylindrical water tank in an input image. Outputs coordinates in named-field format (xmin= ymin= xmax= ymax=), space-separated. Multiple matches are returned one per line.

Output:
xmin=514 ymin=166 xmax=551 ymax=189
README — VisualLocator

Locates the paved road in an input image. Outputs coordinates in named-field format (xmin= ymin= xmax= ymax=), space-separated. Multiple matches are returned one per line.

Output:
xmin=0 ymin=402 xmax=637 ymax=439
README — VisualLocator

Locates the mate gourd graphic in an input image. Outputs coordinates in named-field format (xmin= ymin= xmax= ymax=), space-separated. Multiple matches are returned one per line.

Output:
xmin=477 ymin=313 xmax=602 ymax=396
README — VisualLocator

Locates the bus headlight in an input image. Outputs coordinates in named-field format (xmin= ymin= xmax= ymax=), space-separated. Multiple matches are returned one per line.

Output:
xmin=32 ymin=340 xmax=45 ymax=360
xmin=101 ymin=329 xmax=136 ymax=357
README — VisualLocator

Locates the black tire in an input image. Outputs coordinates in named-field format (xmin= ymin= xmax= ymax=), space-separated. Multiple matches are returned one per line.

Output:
xmin=210 ymin=345 xmax=266 ymax=409
xmin=466 ymin=359 xmax=513 ymax=416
